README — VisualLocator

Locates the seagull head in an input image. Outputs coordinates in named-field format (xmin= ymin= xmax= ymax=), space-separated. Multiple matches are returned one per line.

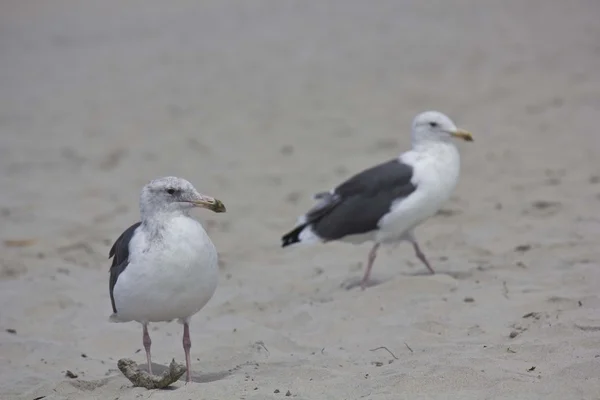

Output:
xmin=411 ymin=111 xmax=473 ymax=145
xmin=140 ymin=176 xmax=226 ymax=217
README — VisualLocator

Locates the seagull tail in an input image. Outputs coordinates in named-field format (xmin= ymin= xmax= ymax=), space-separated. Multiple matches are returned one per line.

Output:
xmin=281 ymin=224 xmax=306 ymax=247
xmin=108 ymin=314 xmax=121 ymax=323
xmin=109 ymin=313 xmax=131 ymax=323
xmin=282 ymin=223 xmax=322 ymax=247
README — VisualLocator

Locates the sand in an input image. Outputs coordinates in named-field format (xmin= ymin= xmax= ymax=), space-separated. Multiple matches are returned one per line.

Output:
xmin=1 ymin=1 xmax=600 ymax=399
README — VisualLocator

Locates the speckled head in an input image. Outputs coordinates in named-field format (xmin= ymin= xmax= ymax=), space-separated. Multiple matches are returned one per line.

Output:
xmin=139 ymin=176 xmax=226 ymax=218
xmin=411 ymin=111 xmax=473 ymax=145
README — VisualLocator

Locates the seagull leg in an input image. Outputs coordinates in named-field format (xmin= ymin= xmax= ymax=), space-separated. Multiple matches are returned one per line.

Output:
xmin=183 ymin=322 xmax=192 ymax=383
xmin=142 ymin=323 xmax=153 ymax=375
xmin=360 ymin=243 xmax=381 ymax=289
xmin=411 ymin=240 xmax=435 ymax=274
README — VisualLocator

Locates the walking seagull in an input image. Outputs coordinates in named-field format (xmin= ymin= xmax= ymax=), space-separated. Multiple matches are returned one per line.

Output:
xmin=281 ymin=111 xmax=473 ymax=289
xmin=108 ymin=176 xmax=226 ymax=383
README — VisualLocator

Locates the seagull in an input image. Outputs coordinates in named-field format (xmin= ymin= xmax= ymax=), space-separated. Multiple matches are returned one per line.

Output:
xmin=281 ymin=111 xmax=473 ymax=289
xmin=108 ymin=176 xmax=226 ymax=383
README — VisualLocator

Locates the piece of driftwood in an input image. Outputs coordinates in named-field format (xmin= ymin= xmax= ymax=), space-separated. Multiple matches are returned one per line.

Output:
xmin=117 ymin=358 xmax=186 ymax=389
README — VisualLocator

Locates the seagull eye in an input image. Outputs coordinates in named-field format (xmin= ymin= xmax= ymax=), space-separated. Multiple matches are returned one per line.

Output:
xmin=429 ymin=122 xmax=438 ymax=128
xmin=166 ymin=188 xmax=175 ymax=195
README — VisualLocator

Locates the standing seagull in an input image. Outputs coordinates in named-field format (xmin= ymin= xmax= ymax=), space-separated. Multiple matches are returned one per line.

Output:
xmin=281 ymin=111 xmax=473 ymax=289
xmin=108 ymin=176 xmax=226 ymax=383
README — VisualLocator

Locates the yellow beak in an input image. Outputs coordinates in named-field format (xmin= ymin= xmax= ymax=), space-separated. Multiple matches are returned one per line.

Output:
xmin=450 ymin=128 xmax=474 ymax=142
xmin=191 ymin=196 xmax=226 ymax=213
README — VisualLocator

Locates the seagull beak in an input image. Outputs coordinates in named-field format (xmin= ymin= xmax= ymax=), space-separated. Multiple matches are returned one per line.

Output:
xmin=449 ymin=128 xmax=474 ymax=142
xmin=190 ymin=195 xmax=226 ymax=213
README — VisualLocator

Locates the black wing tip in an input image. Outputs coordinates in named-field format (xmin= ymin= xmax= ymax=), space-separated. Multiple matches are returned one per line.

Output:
xmin=281 ymin=225 xmax=305 ymax=248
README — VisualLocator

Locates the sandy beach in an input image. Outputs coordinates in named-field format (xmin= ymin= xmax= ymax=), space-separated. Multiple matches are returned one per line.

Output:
xmin=1 ymin=1 xmax=600 ymax=399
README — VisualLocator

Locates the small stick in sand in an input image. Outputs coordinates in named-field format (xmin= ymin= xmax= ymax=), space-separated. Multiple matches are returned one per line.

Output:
xmin=255 ymin=340 xmax=270 ymax=355
xmin=369 ymin=346 xmax=399 ymax=360
xmin=502 ymin=281 xmax=509 ymax=299
xmin=118 ymin=358 xmax=186 ymax=389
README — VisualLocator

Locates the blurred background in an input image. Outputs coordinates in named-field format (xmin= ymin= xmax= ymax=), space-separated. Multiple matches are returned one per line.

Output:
xmin=1 ymin=1 xmax=599 ymax=399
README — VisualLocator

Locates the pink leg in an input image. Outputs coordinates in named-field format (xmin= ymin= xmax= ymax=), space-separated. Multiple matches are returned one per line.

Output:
xmin=411 ymin=240 xmax=435 ymax=274
xmin=183 ymin=322 xmax=192 ymax=383
xmin=360 ymin=243 xmax=381 ymax=290
xmin=142 ymin=323 xmax=153 ymax=375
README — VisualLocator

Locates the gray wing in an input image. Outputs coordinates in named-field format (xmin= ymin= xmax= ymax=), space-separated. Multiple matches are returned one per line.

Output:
xmin=307 ymin=159 xmax=416 ymax=240
xmin=109 ymin=221 xmax=141 ymax=314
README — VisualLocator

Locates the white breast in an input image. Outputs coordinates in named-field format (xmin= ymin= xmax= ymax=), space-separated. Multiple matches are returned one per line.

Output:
xmin=113 ymin=215 xmax=219 ymax=323
xmin=376 ymin=143 xmax=461 ymax=243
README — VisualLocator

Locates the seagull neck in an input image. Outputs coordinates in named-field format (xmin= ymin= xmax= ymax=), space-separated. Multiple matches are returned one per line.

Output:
xmin=141 ymin=207 xmax=190 ymax=220
xmin=412 ymin=139 xmax=455 ymax=153
xmin=140 ymin=209 xmax=188 ymax=235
